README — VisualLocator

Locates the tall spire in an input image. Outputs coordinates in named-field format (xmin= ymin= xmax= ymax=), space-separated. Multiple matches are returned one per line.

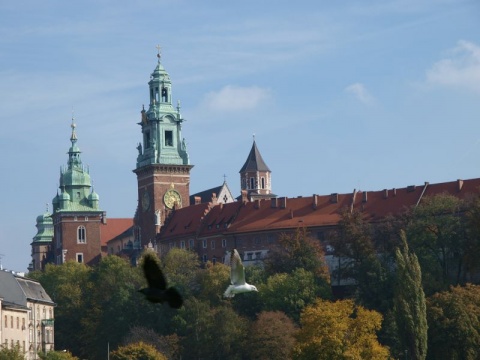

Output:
xmin=67 ymin=115 xmax=82 ymax=169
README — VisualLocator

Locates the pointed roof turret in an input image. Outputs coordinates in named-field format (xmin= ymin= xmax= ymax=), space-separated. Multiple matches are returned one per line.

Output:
xmin=239 ymin=140 xmax=271 ymax=173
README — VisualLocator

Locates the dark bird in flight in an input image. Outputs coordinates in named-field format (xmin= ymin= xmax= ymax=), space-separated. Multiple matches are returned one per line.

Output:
xmin=138 ymin=251 xmax=183 ymax=309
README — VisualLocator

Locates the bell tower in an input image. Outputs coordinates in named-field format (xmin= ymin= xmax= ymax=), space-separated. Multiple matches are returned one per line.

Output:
xmin=134 ymin=47 xmax=193 ymax=247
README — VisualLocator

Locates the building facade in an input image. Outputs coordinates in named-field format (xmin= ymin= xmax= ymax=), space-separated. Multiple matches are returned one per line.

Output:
xmin=0 ymin=270 xmax=55 ymax=359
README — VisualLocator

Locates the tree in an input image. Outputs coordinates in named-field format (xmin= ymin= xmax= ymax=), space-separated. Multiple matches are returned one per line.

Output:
xmin=172 ymin=298 xmax=248 ymax=359
xmin=161 ymin=248 xmax=200 ymax=297
xmin=265 ymin=226 xmax=330 ymax=284
xmin=330 ymin=209 xmax=394 ymax=312
xmin=110 ymin=342 xmax=167 ymax=360
xmin=195 ymin=261 xmax=230 ymax=306
xmin=28 ymin=261 xmax=92 ymax=357
xmin=38 ymin=350 xmax=79 ymax=359
xmin=292 ymin=299 xmax=390 ymax=360
xmin=427 ymin=284 xmax=480 ymax=360
xmin=260 ymin=268 xmax=321 ymax=322
xmin=247 ymin=311 xmax=297 ymax=360
xmin=123 ymin=326 xmax=181 ymax=360
xmin=406 ymin=193 xmax=465 ymax=294
xmin=0 ymin=345 xmax=24 ymax=360
xmin=394 ymin=231 xmax=427 ymax=360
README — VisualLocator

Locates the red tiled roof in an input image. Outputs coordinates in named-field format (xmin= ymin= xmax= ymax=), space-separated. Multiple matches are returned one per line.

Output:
xmin=100 ymin=218 xmax=134 ymax=246
xmin=157 ymin=178 xmax=480 ymax=240
xmin=160 ymin=202 xmax=211 ymax=239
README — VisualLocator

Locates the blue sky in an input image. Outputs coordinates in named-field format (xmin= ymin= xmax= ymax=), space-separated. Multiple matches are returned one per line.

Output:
xmin=1 ymin=0 xmax=479 ymax=272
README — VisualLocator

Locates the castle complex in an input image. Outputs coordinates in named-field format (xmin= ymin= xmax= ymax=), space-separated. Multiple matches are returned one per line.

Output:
xmin=30 ymin=51 xmax=480 ymax=275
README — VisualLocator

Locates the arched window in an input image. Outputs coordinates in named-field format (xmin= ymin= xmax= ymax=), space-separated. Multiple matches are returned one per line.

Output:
xmin=77 ymin=226 xmax=86 ymax=243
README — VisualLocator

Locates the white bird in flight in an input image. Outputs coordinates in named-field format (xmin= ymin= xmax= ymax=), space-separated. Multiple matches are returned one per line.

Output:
xmin=224 ymin=249 xmax=258 ymax=298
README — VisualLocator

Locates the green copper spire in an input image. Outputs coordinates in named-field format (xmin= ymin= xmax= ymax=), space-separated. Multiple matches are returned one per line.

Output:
xmin=136 ymin=46 xmax=190 ymax=168
xmin=52 ymin=118 xmax=101 ymax=212
xmin=32 ymin=204 xmax=54 ymax=244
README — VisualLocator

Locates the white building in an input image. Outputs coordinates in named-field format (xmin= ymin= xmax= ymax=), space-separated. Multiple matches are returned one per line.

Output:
xmin=0 ymin=270 xmax=54 ymax=359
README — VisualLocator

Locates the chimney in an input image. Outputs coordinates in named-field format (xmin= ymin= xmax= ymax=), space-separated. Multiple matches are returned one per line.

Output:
xmin=362 ymin=191 xmax=368 ymax=203
xmin=313 ymin=194 xmax=318 ymax=209
xmin=457 ymin=179 xmax=464 ymax=192
xmin=393 ymin=188 xmax=397 ymax=196
xmin=280 ymin=197 xmax=287 ymax=209
xmin=194 ymin=196 xmax=201 ymax=205
xmin=383 ymin=189 xmax=388 ymax=199
xmin=254 ymin=199 xmax=261 ymax=209
xmin=407 ymin=185 xmax=416 ymax=192
xmin=241 ymin=190 xmax=248 ymax=203
xmin=330 ymin=193 xmax=338 ymax=204
xmin=271 ymin=198 xmax=278 ymax=208
xmin=290 ymin=209 xmax=294 ymax=219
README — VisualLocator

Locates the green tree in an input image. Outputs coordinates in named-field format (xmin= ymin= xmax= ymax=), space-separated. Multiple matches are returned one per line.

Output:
xmin=247 ymin=311 xmax=297 ymax=360
xmin=265 ymin=226 xmax=330 ymax=283
xmin=0 ymin=345 xmax=24 ymax=360
xmin=406 ymin=193 xmax=465 ymax=294
xmin=330 ymin=209 xmax=394 ymax=312
xmin=394 ymin=231 xmax=427 ymax=360
xmin=81 ymin=255 xmax=148 ymax=359
xmin=172 ymin=298 xmax=248 ymax=359
xmin=110 ymin=342 xmax=167 ymax=360
xmin=123 ymin=326 xmax=181 ymax=360
xmin=292 ymin=299 xmax=390 ymax=360
xmin=38 ymin=350 xmax=79 ymax=359
xmin=260 ymin=268 xmax=321 ymax=322
xmin=195 ymin=261 xmax=230 ymax=306
xmin=161 ymin=248 xmax=200 ymax=297
xmin=28 ymin=261 xmax=92 ymax=356
xmin=427 ymin=284 xmax=480 ymax=360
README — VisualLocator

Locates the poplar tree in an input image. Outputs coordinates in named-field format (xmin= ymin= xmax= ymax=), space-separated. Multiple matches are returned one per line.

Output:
xmin=394 ymin=231 xmax=428 ymax=360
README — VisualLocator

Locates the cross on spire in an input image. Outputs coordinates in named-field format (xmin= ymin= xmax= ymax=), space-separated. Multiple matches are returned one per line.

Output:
xmin=156 ymin=44 xmax=161 ymax=63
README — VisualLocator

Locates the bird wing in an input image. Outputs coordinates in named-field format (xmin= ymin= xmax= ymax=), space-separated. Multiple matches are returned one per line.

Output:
xmin=142 ymin=252 xmax=167 ymax=290
xmin=230 ymin=249 xmax=246 ymax=286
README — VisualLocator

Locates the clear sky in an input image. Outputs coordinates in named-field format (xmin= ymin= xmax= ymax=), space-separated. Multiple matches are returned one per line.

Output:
xmin=1 ymin=0 xmax=479 ymax=272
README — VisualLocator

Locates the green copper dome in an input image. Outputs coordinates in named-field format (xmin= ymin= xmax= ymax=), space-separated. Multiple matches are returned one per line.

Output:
xmin=32 ymin=207 xmax=54 ymax=244
xmin=52 ymin=119 xmax=102 ymax=213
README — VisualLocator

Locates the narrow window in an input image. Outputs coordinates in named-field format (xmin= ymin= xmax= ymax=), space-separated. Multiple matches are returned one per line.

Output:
xmin=211 ymin=240 xmax=215 ymax=249
xmin=165 ymin=130 xmax=173 ymax=146
xmin=202 ymin=254 xmax=207 ymax=262
xmin=202 ymin=240 xmax=207 ymax=248
xmin=212 ymin=257 xmax=217 ymax=265
xmin=261 ymin=177 xmax=265 ymax=189
xmin=145 ymin=131 xmax=151 ymax=148
xmin=77 ymin=226 xmax=86 ymax=243
xmin=161 ymin=87 xmax=168 ymax=102
xmin=16 ymin=317 xmax=19 ymax=329
xmin=155 ymin=87 xmax=159 ymax=102
xmin=180 ymin=240 xmax=185 ymax=249
xmin=250 ymin=177 xmax=255 ymax=189
xmin=222 ymin=239 xmax=227 ymax=248
xmin=189 ymin=239 xmax=194 ymax=249
xmin=76 ymin=253 xmax=83 ymax=263
xmin=4 ymin=315 xmax=7 ymax=328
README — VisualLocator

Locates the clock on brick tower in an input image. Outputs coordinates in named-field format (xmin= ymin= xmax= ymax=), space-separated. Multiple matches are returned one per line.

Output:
xmin=133 ymin=48 xmax=193 ymax=247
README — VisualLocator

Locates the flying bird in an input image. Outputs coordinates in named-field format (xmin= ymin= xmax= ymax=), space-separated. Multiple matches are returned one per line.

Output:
xmin=138 ymin=251 xmax=183 ymax=309
xmin=224 ymin=249 xmax=258 ymax=298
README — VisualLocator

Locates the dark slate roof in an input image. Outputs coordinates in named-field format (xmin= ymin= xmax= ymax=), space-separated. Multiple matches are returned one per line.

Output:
xmin=239 ymin=141 xmax=270 ymax=173
xmin=190 ymin=185 xmax=223 ymax=204
xmin=0 ymin=270 xmax=54 ymax=307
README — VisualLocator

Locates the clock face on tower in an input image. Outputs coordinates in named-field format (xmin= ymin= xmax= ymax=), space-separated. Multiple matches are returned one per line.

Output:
xmin=142 ymin=190 xmax=150 ymax=212
xmin=164 ymin=189 xmax=181 ymax=209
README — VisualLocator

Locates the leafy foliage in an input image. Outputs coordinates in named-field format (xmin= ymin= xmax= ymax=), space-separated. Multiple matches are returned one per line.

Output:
xmin=292 ymin=299 xmax=390 ymax=360
xmin=0 ymin=345 xmax=24 ymax=360
xmin=38 ymin=350 xmax=79 ymax=359
xmin=427 ymin=284 xmax=480 ymax=360
xmin=110 ymin=342 xmax=167 ymax=360
xmin=394 ymin=231 xmax=428 ymax=360
xmin=247 ymin=311 xmax=297 ymax=360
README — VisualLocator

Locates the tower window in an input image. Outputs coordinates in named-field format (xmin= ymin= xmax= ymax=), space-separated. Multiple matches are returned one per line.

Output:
xmin=77 ymin=226 xmax=86 ymax=243
xmin=261 ymin=177 xmax=265 ymax=189
xmin=155 ymin=87 xmax=159 ymax=102
xmin=145 ymin=131 xmax=151 ymax=148
xmin=165 ymin=130 xmax=173 ymax=146
xmin=161 ymin=87 xmax=168 ymax=102
xmin=250 ymin=177 xmax=255 ymax=190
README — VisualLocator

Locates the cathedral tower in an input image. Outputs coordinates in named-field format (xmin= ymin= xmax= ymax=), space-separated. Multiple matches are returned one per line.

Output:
xmin=134 ymin=48 xmax=192 ymax=247
xmin=51 ymin=119 xmax=105 ymax=265
xmin=30 ymin=205 xmax=54 ymax=271
xmin=239 ymin=139 xmax=275 ymax=201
